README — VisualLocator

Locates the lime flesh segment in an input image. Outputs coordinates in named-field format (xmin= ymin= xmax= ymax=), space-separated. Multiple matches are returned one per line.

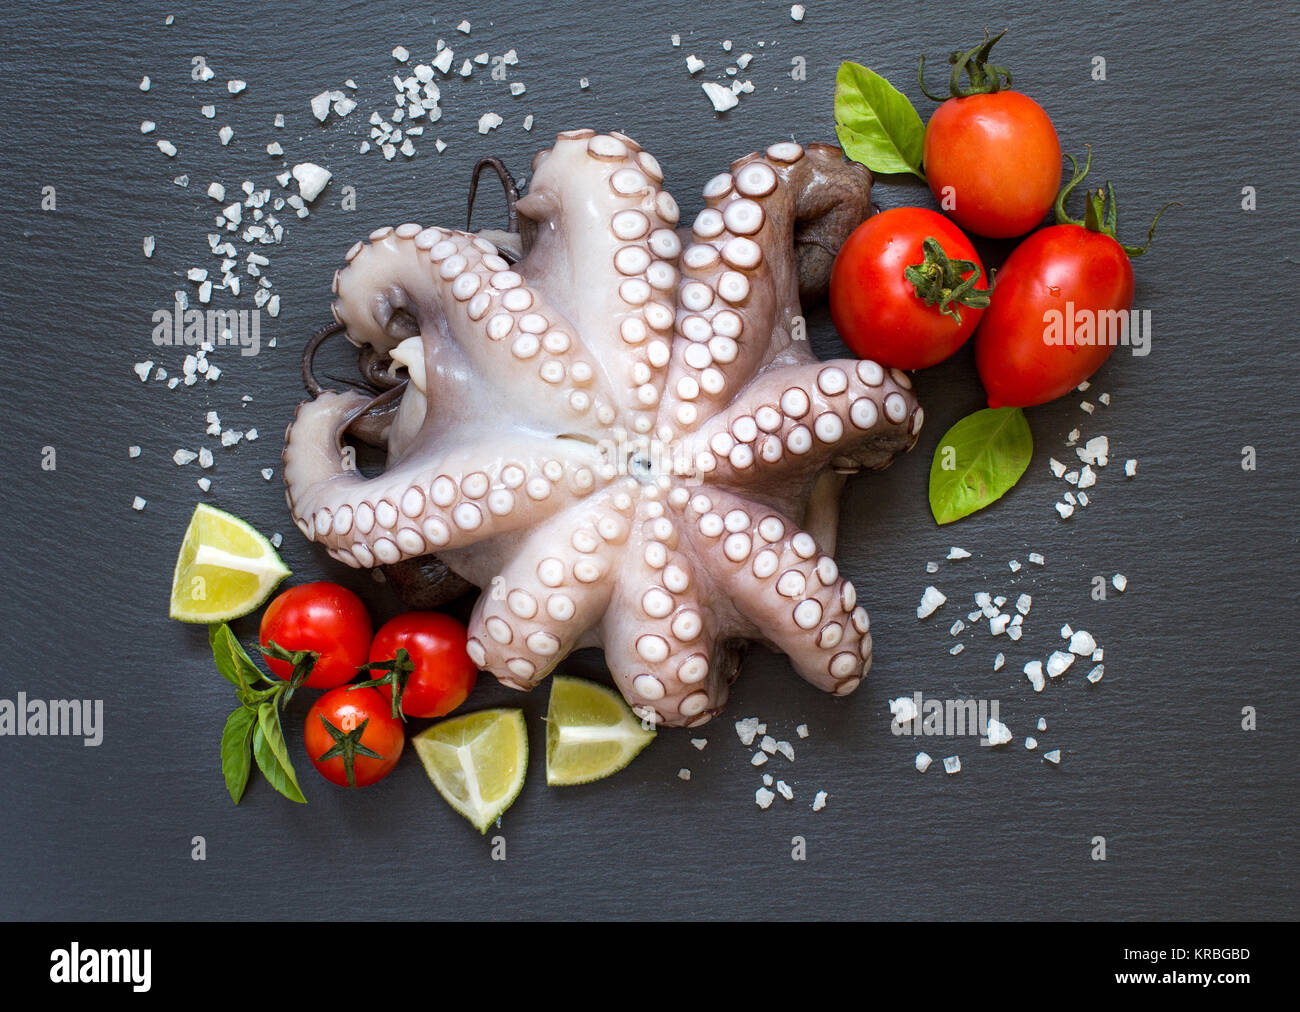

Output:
xmin=413 ymin=709 xmax=528 ymax=833
xmin=168 ymin=503 xmax=292 ymax=623
xmin=545 ymin=676 xmax=656 ymax=786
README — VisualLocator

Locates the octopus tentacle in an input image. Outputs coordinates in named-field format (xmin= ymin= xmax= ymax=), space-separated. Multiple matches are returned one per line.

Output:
xmin=602 ymin=505 xmax=729 ymax=727
xmin=334 ymin=224 xmax=621 ymax=431
xmin=679 ymin=487 xmax=871 ymax=696
xmin=686 ymin=359 xmax=923 ymax=488
xmin=517 ymin=129 xmax=681 ymax=435
xmin=282 ymin=391 xmax=602 ymax=568
xmin=465 ymin=496 xmax=626 ymax=690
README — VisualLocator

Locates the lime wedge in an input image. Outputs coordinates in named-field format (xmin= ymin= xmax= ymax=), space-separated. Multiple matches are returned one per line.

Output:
xmin=545 ymin=676 xmax=656 ymax=786
xmin=169 ymin=503 xmax=291 ymax=623
xmin=413 ymin=709 xmax=528 ymax=833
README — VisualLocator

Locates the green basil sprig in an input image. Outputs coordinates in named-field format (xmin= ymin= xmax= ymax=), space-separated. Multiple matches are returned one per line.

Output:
xmin=928 ymin=408 xmax=1033 ymax=524
xmin=833 ymin=61 xmax=927 ymax=180
xmin=209 ymin=623 xmax=307 ymax=804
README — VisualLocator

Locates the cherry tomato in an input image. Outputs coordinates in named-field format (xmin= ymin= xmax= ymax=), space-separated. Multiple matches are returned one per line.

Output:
xmin=304 ymin=686 xmax=404 ymax=788
xmin=368 ymin=612 xmax=479 ymax=719
xmin=924 ymin=90 xmax=1061 ymax=239
xmin=829 ymin=207 xmax=989 ymax=370
xmin=259 ymin=582 xmax=372 ymax=690
xmin=974 ymin=224 xmax=1133 ymax=408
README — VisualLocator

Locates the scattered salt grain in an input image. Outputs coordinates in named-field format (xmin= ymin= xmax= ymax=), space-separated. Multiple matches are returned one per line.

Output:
xmin=1028 ymin=552 xmax=1045 ymax=565
xmin=1112 ymin=573 xmax=1127 ymax=592
xmin=915 ymin=752 xmax=932 ymax=773
xmin=950 ymin=643 xmax=965 ymax=655
xmin=686 ymin=55 xmax=705 ymax=74
xmin=133 ymin=360 xmax=154 ymax=382
xmin=218 ymin=125 xmax=234 ymax=145
xmin=791 ymin=4 xmax=806 ymax=20
xmin=759 ymin=734 xmax=777 ymax=754
xmin=132 ymin=496 xmax=147 ymax=511
xmin=735 ymin=717 xmax=760 ymax=746
xmin=142 ymin=236 xmax=155 ymax=257
xmin=1024 ymin=661 xmax=1045 ymax=693
xmin=677 ymin=768 xmax=691 ymax=781
xmin=691 ymin=738 xmax=707 ymax=751
xmin=140 ymin=120 xmax=156 ymax=134
xmin=986 ymin=718 xmax=1012 ymax=746
xmin=1025 ymin=737 xmax=1038 ymax=750
xmin=392 ymin=45 xmax=410 ymax=62
xmin=1080 ymin=401 xmax=1095 ymax=414
xmin=198 ymin=447 xmax=214 ymax=469
xmin=269 ymin=533 xmax=283 ymax=548
xmin=917 ymin=585 xmax=946 ymax=619
xmin=201 ymin=104 xmax=216 ymax=118
xmin=762 ymin=774 xmax=772 ymax=786
xmin=1008 ymin=559 xmax=1021 ymax=572
xmin=755 ymin=787 xmax=775 ymax=809
xmin=751 ymin=752 xmax=767 ymax=767
xmin=993 ymin=653 xmax=1005 ymax=671
xmin=456 ymin=19 xmax=471 ymax=33
xmin=477 ymin=112 xmax=503 ymax=134
xmin=1124 ymin=459 xmax=1137 ymax=477
xmin=989 ymin=614 xmax=1010 ymax=636
xmin=227 ymin=79 xmax=246 ymax=94
xmin=260 ymin=468 xmax=274 ymax=481
xmin=1047 ymin=650 xmax=1074 ymax=678
xmin=196 ymin=477 xmax=211 ymax=492
xmin=775 ymin=780 xmax=793 ymax=801
xmin=701 ymin=81 xmax=738 ymax=112
xmin=1086 ymin=664 xmax=1104 ymax=684
xmin=139 ymin=75 xmax=151 ymax=91
xmin=1055 ymin=502 xmax=1074 ymax=519
xmin=292 ymin=162 xmax=331 ymax=202
xmin=1077 ymin=435 xmax=1109 ymax=466
xmin=890 ymin=696 xmax=917 ymax=724
xmin=812 ymin=791 xmax=828 ymax=812
xmin=1015 ymin=594 xmax=1032 ymax=615
xmin=775 ymin=740 xmax=795 ymax=762
xmin=947 ymin=547 xmax=970 ymax=560
xmin=1043 ymin=749 xmax=1061 ymax=765
xmin=172 ymin=449 xmax=197 ymax=465
xmin=128 ymin=446 xmax=141 ymax=458
xmin=1037 ymin=718 xmax=1047 ymax=731
xmin=157 ymin=139 xmax=177 ymax=157
xmin=1049 ymin=457 xmax=1066 ymax=478
xmin=926 ymin=561 xmax=939 ymax=573
xmin=1069 ymin=630 xmax=1097 ymax=656
xmin=943 ymin=756 xmax=961 ymax=775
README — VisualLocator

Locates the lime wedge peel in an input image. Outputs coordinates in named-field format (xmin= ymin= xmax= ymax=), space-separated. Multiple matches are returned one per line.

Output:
xmin=169 ymin=503 xmax=291 ymax=623
xmin=413 ymin=709 xmax=528 ymax=834
xmin=545 ymin=676 xmax=656 ymax=786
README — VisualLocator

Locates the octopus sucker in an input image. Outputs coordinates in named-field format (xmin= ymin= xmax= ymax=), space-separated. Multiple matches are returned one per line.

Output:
xmin=283 ymin=129 xmax=919 ymax=726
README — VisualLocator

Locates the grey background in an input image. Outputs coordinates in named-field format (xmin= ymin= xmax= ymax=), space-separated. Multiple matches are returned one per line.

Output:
xmin=1 ymin=0 xmax=1297 ymax=920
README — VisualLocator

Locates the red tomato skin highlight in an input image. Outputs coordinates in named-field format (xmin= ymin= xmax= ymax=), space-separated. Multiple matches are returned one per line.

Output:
xmin=259 ymin=582 xmax=372 ymax=689
xmin=924 ymin=91 xmax=1062 ymax=239
xmin=303 ymin=686 xmax=404 ymax=788
xmin=829 ymin=207 xmax=988 ymax=370
xmin=369 ymin=612 xmax=478 ymax=719
xmin=975 ymin=225 xmax=1135 ymax=408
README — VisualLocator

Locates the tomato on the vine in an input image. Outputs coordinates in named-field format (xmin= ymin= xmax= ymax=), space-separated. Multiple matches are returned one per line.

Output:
xmin=360 ymin=612 xmax=479 ymax=719
xmin=919 ymin=31 xmax=1061 ymax=238
xmin=830 ymin=206 xmax=990 ymax=370
xmin=259 ymin=582 xmax=372 ymax=690
xmin=975 ymin=148 xmax=1176 ymax=407
xmin=304 ymin=686 xmax=404 ymax=788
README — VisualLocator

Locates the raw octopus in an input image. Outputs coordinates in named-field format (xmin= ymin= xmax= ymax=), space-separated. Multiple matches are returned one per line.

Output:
xmin=282 ymin=129 xmax=922 ymax=727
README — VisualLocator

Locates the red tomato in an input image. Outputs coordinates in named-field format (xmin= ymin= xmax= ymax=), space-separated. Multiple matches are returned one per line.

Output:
xmin=304 ymin=686 xmax=404 ymax=788
xmin=368 ymin=612 xmax=479 ymax=719
xmin=830 ymin=207 xmax=989 ymax=370
xmin=924 ymin=91 xmax=1061 ymax=238
xmin=259 ymin=582 xmax=372 ymax=690
xmin=975 ymin=224 xmax=1134 ymax=408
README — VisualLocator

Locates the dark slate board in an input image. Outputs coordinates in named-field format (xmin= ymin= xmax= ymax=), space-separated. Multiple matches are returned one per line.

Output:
xmin=1 ymin=0 xmax=1297 ymax=920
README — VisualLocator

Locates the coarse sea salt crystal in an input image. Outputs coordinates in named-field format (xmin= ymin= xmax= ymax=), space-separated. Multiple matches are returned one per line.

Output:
xmin=994 ymin=653 xmax=1005 ymax=671
xmin=890 ymin=696 xmax=917 ymax=724
xmin=1099 ymin=392 xmax=1111 ymax=406
xmin=1037 ymin=717 xmax=1047 ymax=731
xmin=139 ymin=75 xmax=151 ymax=91
xmin=763 ymin=774 xmax=772 ymax=786
xmin=796 ymin=724 xmax=809 ymax=739
xmin=791 ymin=3 xmax=806 ymax=20
xmin=207 ymin=182 xmax=226 ymax=201
xmin=691 ymin=738 xmax=707 ymax=750
xmin=917 ymin=585 xmax=946 ymax=619
xmin=755 ymin=787 xmax=775 ymax=809
xmin=477 ymin=112 xmax=503 ymax=133
xmin=1061 ymin=624 xmax=1073 ymax=638
xmin=132 ymin=496 xmax=147 ymax=511
xmin=140 ymin=120 xmax=156 ymax=134
xmin=751 ymin=752 xmax=767 ymax=766
xmin=1055 ymin=502 xmax=1074 ymax=519
xmin=1077 ymin=435 xmax=1109 ymax=466
xmin=950 ymin=643 xmax=965 ymax=655
xmin=759 ymin=734 xmax=777 ymax=754
xmin=1086 ymin=664 xmax=1104 ymax=684
xmin=986 ymin=718 xmax=1012 ymax=746
xmin=701 ymin=81 xmax=738 ymax=112
xmin=947 ymin=547 xmax=970 ymax=560
xmin=1024 ymin=661 xmax=1045 ymax=692
xmin=926 ymin=561 xmax=939 ymax=573
xmin=392 ymin=45 xmax=410 ymax=61
xmin=1047 ymin=650 xmax=1074 ymax=677
xmin=1043 ymin=750 xmax=1061 ymax=765
xmin=1125 ymin=459 xmax=1138 ymax=477
xmin=989 ymin=614 xmax=1010 ymax=636
xmin=1028 ymin=552 xmax=1044 ymax=565
xmin=677 ymin=768 xmax=691 ymax=781
xmin=1112 ymin=573 xmax=1127 ymax=592
xmin=776 ymin=780 xmax=793 ymax=800
xmin=143 ymin=236 xmax=155 ymax=257
xmin=1078 ymin=464 xmax=1097 ymax=489
xmin=197 ymin=477 xmax=211 ymax=492
xmin=292 ymin=162 xmax=331 ymax=202
xmin=915 ymin=752 xmax=932 ymax=773
xmin=1069 ymin=630 xmax=1097 ymax=655
xmin=1080 ymin=401 xmax=1095 ymax=414
xmin=198 ymin=447 xmax=214 ymax=468
xmin=456 ymin=19 xmax=471 ymax=32
xmin=1015 ymin=594 xmax=1032 ymax=615
xmin=157 ymin=139 xmax=177 ymax=157
xmin=133 ymin=360 xmax=154 ymax=381
xmin=172 ymin=449 xmax=197 ymax=465
xmin=1049 ymin=457 xmax=1066 ymax=478
xmin=812 ymin=791 xmax=828 ymax=812
xmin=735 ymin=717 xmax=760 ymax=745
xmin=218 ymin=125 xmax=234 ymax=145
xmin=686 ymin=54 xmax=705 ymax=74
xmin=128 ymin=446 xmax=141 ymax=458
xmin=943 ymin=756 xmax=961 ymax=774
xmin=775 ymin=741 xmax=795 ymax=762
xmin=1008 ymin=559 xmax=1021 ymax=572
xmin=1025 ymin=736 xmax=1038 ymax=750
xmin=260 ymin=468 xmax=274 ymax=481
xmin=950 ymin=619 xmax=965 ymax=636
xmin=270 ymin=532 xmax=282 ymax=548
xmin=201 ymin=104 xmax=216 ymax=118
xmin=227 ymin=79 xmax=246 ymax=94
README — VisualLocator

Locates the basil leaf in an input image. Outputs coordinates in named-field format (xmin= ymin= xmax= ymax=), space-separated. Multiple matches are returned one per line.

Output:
xmin=929 ymin=408 xmax=1033 ymax=524
xmin=834 ymin=61 xmax=927 ymax=180
xmin=209 ymin=623 xmax=264 ymax=692
xmin=220 ymin=707 xmax=257 ymax=804
xmin=252 ymin=702 xmax=307 ymax=804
